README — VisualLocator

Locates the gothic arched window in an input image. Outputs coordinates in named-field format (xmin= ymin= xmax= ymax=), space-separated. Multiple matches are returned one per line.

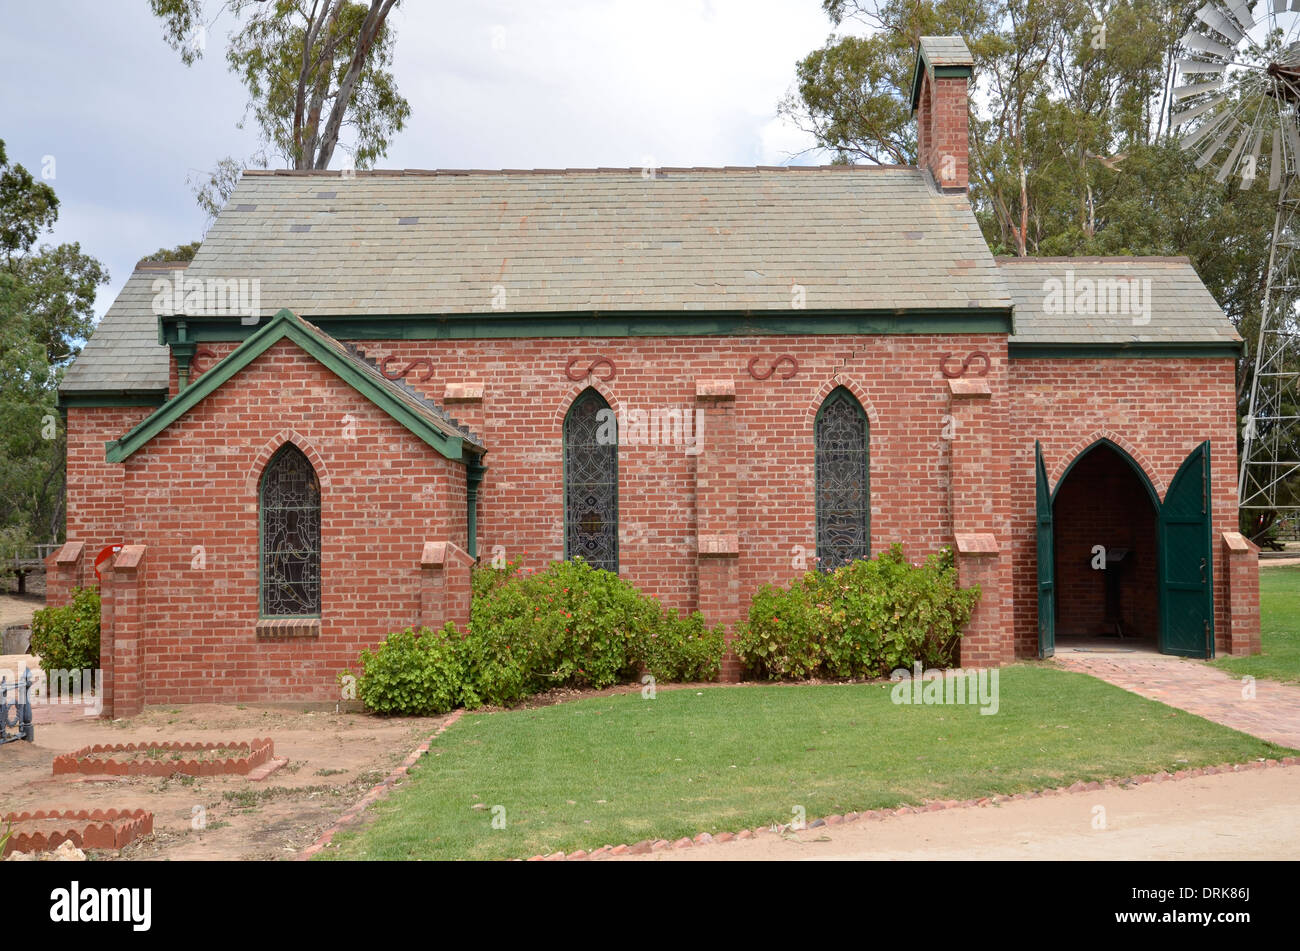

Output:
xmin=564 ymin=389 xmax=619 ymax=572
xmin=815 ymin=387 xmax=870 ymax=570
xmin=260 ymin=444 xmax=321 ymax=616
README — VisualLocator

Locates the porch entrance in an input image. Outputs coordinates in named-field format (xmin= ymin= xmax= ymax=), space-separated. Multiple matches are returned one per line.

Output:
xmin=1035 ymin=440 xmax=1214 ymax=659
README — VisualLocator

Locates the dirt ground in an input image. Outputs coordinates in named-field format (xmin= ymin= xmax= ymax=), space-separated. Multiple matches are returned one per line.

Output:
xmin=0 ymin=699 xmax=445 ymax=861
xmin=0 ymin=593 xmax=40 ymax=628
xmin=616 ymin=767 xmax=1300 ymax=861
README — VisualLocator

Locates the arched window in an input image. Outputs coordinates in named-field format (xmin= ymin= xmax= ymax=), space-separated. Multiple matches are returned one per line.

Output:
xmin=260 ymin=444 xmax=321 ymax=616
xmin=815 ymin=387 xmax=869 ymax=570
xmin=564 ymin=388 xmax=618 ymax=572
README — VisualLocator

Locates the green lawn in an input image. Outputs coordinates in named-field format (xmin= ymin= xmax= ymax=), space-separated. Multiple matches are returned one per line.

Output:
xmin=1213 ymin=565 xmax=1300 ymax=684
xmin=323 ymin=666 xmax=1290 ymax=861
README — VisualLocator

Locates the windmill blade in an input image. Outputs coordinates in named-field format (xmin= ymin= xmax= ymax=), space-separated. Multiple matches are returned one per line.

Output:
xmin=1271 ymin=128 xmax=1282 ymax=190
xmin=1181 ymin=31 xmax=1234 ymax=59
xmin=1196 ymin=119 xmax=1238 ymax=168
xmin=1179 ymin=105 xmax=1232 ymax=150
xmin=1242 ymin=128 xmax=1265 ymax=188
xmin=1178 ymin=58 xmax=1230 ymax=74
xmin=1171 ymin=94 xmax=1229 ymax=127
xmin=1217 ymin=125 xmax=1251 ymax=182
xmin=1195 ymin=4 xmax=1245 ymax=44
xmin=1224 ymin=0 xmax=1256 ymax=32
xmin=1284 ymin=113 xmax=1300 ymax=173
xmin=1172 ymin=79 xmax=1225 ymax=100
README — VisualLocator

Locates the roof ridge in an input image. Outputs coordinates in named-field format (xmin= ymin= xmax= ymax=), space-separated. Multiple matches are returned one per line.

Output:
xmin=996 ymin=255 xmax=1192 ymax=265
xmin=240 ymin=164 xmax=916 ymax=177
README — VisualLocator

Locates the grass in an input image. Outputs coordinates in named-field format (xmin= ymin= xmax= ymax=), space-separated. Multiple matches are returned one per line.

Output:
xmin=1213 ymin=564 xmax=1300 ymax=684
xmin=322 ymin=665 xmax=1291 ymax=861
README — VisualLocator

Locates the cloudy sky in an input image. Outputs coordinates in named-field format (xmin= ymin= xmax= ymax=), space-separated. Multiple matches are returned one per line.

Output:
xmin=0 ymin=0 xmax=850 ymax=318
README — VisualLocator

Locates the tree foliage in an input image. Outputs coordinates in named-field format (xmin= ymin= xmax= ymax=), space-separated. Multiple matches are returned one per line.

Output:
xmin=786 ymin=1 xmax=1286 ymax=532
xmin=0 ymin=141 xmax=108 ymax=554
xmin=151 ymin=0 xmax=409 ymax=218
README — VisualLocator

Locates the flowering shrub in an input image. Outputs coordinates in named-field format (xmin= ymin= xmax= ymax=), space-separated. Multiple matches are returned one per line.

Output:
xmin=353 ymin=624 xmax=462 ymax=715
xmin=734 ymin=545 xmax=980 ymax=680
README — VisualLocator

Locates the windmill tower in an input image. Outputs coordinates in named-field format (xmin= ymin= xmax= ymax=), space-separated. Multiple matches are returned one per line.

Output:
xmin=1176 ymin=3 xmax=1300 ymax=528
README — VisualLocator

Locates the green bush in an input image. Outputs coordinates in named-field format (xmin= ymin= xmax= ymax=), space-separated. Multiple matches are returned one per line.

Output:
xmin=734 ymin=545 xmax=980 ymax=680
xmin=462 ymin=559 xmax=660 ymax=705
xmin=641 ymin=610 xmax=726 ymax=683
xmin=30 ymin=585 xmax=101 ymax=675
xmin=352 ymin=560 xmax=729 ymax=714
xmin=353 ymin=624 xmax=463 ymax=716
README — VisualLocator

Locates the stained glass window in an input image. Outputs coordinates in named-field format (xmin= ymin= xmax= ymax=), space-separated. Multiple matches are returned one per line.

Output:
xmin=564 ymin=388 xmax=618 ymax=572
xmin=815 ymin=387 xmax=869 ymax=570
xmin=260 ymin=444 xmax=321 ymax=616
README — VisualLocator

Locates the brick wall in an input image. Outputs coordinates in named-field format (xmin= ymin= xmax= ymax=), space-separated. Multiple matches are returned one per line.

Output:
xmin=1008 ymin=357 xmax=1242 ymax=657
xmin=348 ymin=333 xmax=1008 ymax=621
xmin=91 ymin=339 xmax=468 ymax=704
xmin=62 ymin=334 xmax=1252 ymax=703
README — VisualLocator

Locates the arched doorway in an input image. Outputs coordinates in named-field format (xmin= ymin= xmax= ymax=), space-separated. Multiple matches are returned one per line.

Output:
xmin=1048 ymin=440 xmax=1161 ymax=650
xmin=1035 ymin=439 xmax=1215 ymax=659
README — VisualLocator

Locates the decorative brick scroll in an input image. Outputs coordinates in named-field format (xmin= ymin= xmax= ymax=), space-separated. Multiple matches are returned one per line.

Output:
xmin=746 ymin=354 xmax=798 ymax=380
xmin=565 ymin=356 xmax=616 ymax=381
xmin=380 ymin=356 xmax=435 ymax=382
xmin=938 ymin=351 xmax=990 ymax=378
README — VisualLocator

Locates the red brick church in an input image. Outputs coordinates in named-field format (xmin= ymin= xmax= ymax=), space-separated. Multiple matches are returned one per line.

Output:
xmin=49 ymin=37 xmax=1260 ymax=715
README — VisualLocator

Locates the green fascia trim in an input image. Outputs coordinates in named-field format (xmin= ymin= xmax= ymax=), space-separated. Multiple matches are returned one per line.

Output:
xmin=159 ymin=308 xmax=1014 ymax=343
xmin=909 ymin=53 xmax=973 ymax=109
xmin=106 ymin=309 xmax=466 ymax=464
xmin=1009 ymin=341 xmax=1242 ymax=360
xmin=58 ymin=390 xmax=168 ymax=409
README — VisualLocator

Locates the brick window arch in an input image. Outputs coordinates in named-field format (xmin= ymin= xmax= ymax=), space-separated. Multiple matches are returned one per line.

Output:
xmin=815 ymin=386 xmax=870 ymax=569
xmin=260 ymin=443 xmax=321 ymax=617
xmin=564 ymin=388 xmax=618 ymax=572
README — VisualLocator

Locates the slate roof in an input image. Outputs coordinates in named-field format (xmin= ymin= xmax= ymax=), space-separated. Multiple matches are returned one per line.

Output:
xmin=60 ymin=262 xmax=175 ymax=394
xmin=999 ymin=257 xmax=1241 ymax=346
xmin=183 ymin=166 xmax=1008 ymax=317
xmin=918 ymin=36 xmax=974 ymax=68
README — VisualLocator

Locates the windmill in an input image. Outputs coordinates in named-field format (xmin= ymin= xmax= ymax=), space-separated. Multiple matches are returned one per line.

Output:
xmin=1174 ymin=3 xmax=1300 ymax=530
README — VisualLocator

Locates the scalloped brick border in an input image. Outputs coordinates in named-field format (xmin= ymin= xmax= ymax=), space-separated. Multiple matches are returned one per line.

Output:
xmin=52 ymin=738 xmax=274 ymax=778
xmin=296 ymin=710 xmax=465 ymax=860
xmin=2 ymin=809 xmax=154 ymax=856
xmin=525 ymin=756 xmax=1300 ymax=860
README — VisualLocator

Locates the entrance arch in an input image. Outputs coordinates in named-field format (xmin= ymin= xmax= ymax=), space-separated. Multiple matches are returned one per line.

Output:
xmin=1048 ymin=439 xmax=1161 ymax=650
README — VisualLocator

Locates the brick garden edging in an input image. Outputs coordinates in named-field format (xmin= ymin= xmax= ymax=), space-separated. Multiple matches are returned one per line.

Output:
xmin=295 ymin=710 xmax=465 ymax=860
xmin=52 ymin=738 xmax=274 ymax=778
xmin=526 ymin=756 xmax=1300 ymax=861
xmin=2 ymin=809 xmax=154 ymax=856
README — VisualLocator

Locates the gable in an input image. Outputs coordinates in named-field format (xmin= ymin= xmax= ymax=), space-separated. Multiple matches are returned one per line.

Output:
xmin=104 ymin=309 xmax=484 ymax=464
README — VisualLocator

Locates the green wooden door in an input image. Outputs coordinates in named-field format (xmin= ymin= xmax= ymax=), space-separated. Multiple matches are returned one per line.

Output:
xmin=1036 ymin=441 xmax=1056 ymax=658
xmin=1159 ymin=442 xmax=1214 ymax=658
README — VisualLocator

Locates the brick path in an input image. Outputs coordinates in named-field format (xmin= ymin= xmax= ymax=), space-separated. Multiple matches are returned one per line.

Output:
xmin=1052 ymin=651 xmax=1300 ymax=750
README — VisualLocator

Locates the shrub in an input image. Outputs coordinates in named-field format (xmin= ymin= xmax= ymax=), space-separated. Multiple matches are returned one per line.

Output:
xmin=641 ymin=610 xmax=726 ymax=683
xmin=734 ymin=545 xmax=980 ymax=680
xmin=30 ymin=585 xmax=101 ymax=675
xmin=353 ymin=624 xmax=463 ymax=716
xmin=463 ymin=558 xmax=659 ymax=705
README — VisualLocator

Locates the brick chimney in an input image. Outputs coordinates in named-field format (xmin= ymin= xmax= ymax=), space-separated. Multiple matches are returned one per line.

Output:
xmin=910 ymin=36 xmax=973 ymax=194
